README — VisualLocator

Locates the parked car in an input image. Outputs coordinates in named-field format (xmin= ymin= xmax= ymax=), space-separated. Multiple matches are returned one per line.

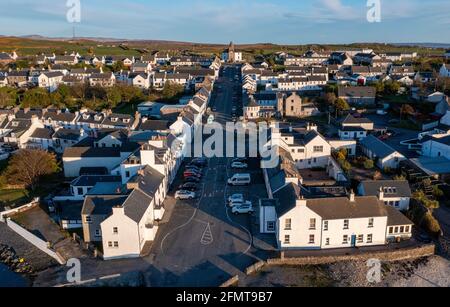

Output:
xmin=231 ymin=204 xmax=254 ymax=215
xmin=184 ymin=172 xmax=202 ymax=179
xmin=229 ymin=200 xmax=252 ymax=208
xmin=228 ymin=174 xmax=251 ymax=186
xmin=175 ymin=190 xmax=196 ymax=200
xmin=231 ymin=162 xmax=248 ymax=169
xmin=191 ymin=158 xmax=208 ymax=167
xmin=184 ymin=177 xmax=201 ymax=183
xmin=228 ymin=193 xmax=244 ymax=204
xmin=179 ymin=183 xmax=198 ymax=192
xmin=185 ymin=166 xmax=203 ymax=173
xmin=232 ymin=158 xmax=248 ymax=164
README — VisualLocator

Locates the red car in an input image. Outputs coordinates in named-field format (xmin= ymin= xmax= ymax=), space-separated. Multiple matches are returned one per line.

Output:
xmin=184 ymin=171 xmax=202 ymax=178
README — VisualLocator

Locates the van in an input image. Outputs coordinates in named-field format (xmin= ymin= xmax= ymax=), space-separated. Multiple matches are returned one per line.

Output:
xmin=227 ymin=174 xmax=251 ymax=186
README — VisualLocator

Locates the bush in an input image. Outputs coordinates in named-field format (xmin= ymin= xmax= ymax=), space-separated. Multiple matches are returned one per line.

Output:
xmin=433 ymin=186 xmax=444 ymax=199
xmin=364 ymin=159 xmax=374 ymax=170
xmin=422 ymin=212 xmax=441 ymax=235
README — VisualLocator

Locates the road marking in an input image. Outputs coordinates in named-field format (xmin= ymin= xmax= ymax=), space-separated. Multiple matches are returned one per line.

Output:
xmin=200 ymin=223 xmax=214 ymax=246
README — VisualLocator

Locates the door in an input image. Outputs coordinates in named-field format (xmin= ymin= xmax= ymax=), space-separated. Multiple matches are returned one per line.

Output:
xmin=351 ymin=235 xmax=357 ymax=247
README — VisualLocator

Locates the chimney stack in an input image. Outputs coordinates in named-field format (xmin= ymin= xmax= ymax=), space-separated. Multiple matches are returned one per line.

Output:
xmin=349 ymin=190 xmax=355 ymax=202
xmin=378 ymin=187 xmax=384 ymax=200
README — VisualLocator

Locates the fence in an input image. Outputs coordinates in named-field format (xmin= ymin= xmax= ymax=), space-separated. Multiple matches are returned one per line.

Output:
xmin=5 ymin=218 xmax=66 ymax=265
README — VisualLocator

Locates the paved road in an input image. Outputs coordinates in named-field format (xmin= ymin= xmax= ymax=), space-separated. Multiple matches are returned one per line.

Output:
xmin=144 ymin=65 xmax=268 ymax=287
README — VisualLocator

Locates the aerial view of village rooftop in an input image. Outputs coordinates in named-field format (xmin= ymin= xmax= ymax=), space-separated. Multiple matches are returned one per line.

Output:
xmin=0 ymin=0 xmax=449 ymax=295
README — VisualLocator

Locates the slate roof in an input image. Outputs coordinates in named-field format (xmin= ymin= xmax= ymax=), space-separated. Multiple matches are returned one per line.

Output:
xmin=123 ymin=189 xmax=153 ymax=223
xmin=386 ymin=206 xmax=414 ymax=226
xmin=338 ymin=86 xmax=376 ymax=98
xmin=360 ymin=180 xmax=412 ymax=198
xmin=53 ymin=128 xmax=81 ymax=140
xmin=30 ymin=127 xmax=53 ymax=139
xmin=342 ymin=114 xmax=374 ymax=125
xmin=72 ymin=175 xmax=122 ymax=187
xmin=137 ymin=119 xmax=171 ymax=131
xmin=273 ymin=182 xmax=301 ymax=217
xmin=82 ymin=195 xmax=127 ymax=216
xmin=360 ymin=135 xmax=399 ymax=159
xmin=63 ymin=147 xmax=122 ymax=158
xmin=306 ymin=196 xmax=388 ymax=220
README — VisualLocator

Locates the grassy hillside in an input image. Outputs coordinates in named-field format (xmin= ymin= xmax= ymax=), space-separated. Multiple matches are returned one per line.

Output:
xmin=0 ymin=36 xmax=446 ymax=59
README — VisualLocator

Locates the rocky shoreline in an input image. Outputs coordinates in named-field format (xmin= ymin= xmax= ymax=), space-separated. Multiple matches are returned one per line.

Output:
xmin=0 ymin=244 xmax=34 ymax=280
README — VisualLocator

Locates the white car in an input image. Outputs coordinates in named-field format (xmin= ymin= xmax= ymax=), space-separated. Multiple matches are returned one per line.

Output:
xmin=231 ymin=162 xmax=248 ymax=169
xmin=228 ymin=194 xmax=244 ymax=204
xmin=231 ymin=204 xmax=254 ymax=215
xmin=229 ymin=200 xmax=252 ymax=208
xmin=175 ymin=190 xmax=196 ymax=200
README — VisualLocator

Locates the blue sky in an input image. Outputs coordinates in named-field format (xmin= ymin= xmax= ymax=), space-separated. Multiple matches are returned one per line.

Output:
xmin=0 ymin=0 xmax=449 ymax=44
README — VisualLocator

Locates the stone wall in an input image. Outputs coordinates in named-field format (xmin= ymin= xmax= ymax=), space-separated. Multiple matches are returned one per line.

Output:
xmin=267 ymin=244 xmax=436 ymax=266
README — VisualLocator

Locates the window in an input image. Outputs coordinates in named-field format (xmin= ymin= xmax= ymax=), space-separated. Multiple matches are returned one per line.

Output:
xmin=85 ymin=216 xmax=92 ymax=223
xmin=389 ymin=227 xmax=394 ymax=234
xmin=313 ymin=146 xmax=324 ymax=153
xmin=267 ymin=222 xmax=275 ymax=232
xmin=343 ymin=235 xmax=349 ymax=244
xmin=395 ymin=201 xmax=400 ymax=208
xmin=400 ymin=226 xmax=404 ymax=233
xmin=323 ymin=221 xmax=328 ymax=231
xmin=285 ymin=219 xmax=292 ymax=230
xmin=114 ymin=242 xmax=119 ymax=248
xmin=395 ymin=227 xmax=399 ymax=233
xmin=405 ymin=226 xmax=410 ymax=233
xmin=368 ymin=218 xmax=374 ymax=228
xmin=125 ymin=171 xmax=130 ymax=178
xmin=309 ymin=219 xmax=316 ymax=230
xmin=113 ymin=227 xmax=118 ymax=234
xmin=343 ymin=220 xmax=349 ymax=230
xmin=367 ymin=234 xmax=373 ymax=243
xmin=309 ymin=235 xmax=315 ymax=244
xmin=95 ymin=229 xmax=101 ymax=237
xmin=357 ymin=235 xmax=364 ymax=243
xmin=284 ymin=235 xmax=290 ymax=244
xmin=108 ymin=242 xmax=113 ymax=248
xmin=325 ymin=238 xmax=330 ymax=246
xmin=77 ymin=187 xmax=84 ymax=195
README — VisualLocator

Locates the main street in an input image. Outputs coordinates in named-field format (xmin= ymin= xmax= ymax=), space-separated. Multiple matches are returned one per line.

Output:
xmin=144 ymin=65 xmax=269 ymax=286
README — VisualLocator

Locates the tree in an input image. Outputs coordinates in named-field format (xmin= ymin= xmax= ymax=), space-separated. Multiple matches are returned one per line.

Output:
xmin=324 ymin=92 xmax=337 ymax=106
xmin=5 ymin=149 xmax=59 ymax=191
xmin=400 ymin=104 xmax=415 ymax=120
xmin=162 ymin=82 xmax=184 ymax=101
xmin=334 ymin=98 xmax=350 ymax=116
xmin=422 ymin=212 xmax=441 ymax=235
xmin=111 ymin=61 xmax=125 ymax=73
xmin=0 ymin=87 xmax=18 ymax=107
xmin=22 ymin=88 xmax=51 ymax=108
xmin=433 ymin=185 xmax=444 ymax=199
xmin=106 ymin=86 xmax=122 ymax=108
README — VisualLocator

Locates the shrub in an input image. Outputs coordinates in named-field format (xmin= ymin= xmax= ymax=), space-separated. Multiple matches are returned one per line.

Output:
xmin=364 ymin=159 xmax=374 ymax=170
xmin=422 ymin=212 xmax=441 ymax=235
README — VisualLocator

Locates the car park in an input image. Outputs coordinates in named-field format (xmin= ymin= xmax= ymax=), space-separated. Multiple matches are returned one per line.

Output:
xmin=228 ymin=193 xmax=244 ymax=204
xmin=231 ymin=162 xmax=248 ymax=169
xmin=231 ymin=204 xmax=254 ymax=215
xmin=175 ymin=190 xmax=196 ymax=200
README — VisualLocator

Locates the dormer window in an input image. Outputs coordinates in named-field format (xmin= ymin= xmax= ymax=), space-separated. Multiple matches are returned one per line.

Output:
xmin=94 ymin=115 xmax=102 ymax=121
xmin=123 ymin=118 xmax=130 ymax=124
xmin=111 ymin=117 xmax=118 ymax=123
xmin=83 ymin=114 xmax=90 ymax=120
xmin=11 ymin=122 xmax=19 ymax=127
